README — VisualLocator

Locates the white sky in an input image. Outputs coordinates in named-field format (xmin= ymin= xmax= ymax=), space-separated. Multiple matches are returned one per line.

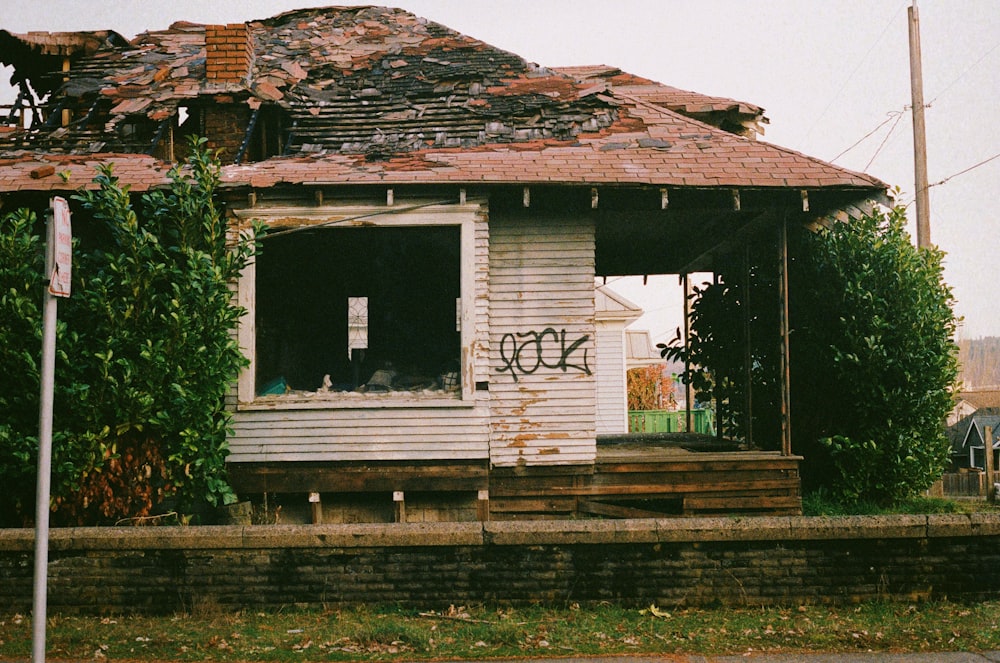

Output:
xmin=3 ymin=0 xmax=999 ymax=341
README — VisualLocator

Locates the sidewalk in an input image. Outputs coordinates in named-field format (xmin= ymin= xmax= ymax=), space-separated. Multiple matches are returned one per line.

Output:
xmin=411 ymin=654 xmax=1000 ymax=663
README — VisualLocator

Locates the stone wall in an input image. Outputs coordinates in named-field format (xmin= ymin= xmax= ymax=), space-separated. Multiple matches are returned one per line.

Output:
xmin=2 ymin=515 xmax=999 ymax=615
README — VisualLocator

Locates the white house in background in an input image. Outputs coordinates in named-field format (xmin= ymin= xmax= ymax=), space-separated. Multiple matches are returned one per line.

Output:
xmin=595 ymin=284 xmax=645 ymax=435
xmin=625 ymin=329 xmax=664 ymax=370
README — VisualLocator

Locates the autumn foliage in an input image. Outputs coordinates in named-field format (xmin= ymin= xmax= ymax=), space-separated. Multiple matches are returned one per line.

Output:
xmin=627 ymin=364 xmax=674 ymax=411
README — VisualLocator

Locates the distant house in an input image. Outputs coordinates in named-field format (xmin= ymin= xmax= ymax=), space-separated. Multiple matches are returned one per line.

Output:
xmin=625 ymin=329 xmax=665 ymax=370
xmin=594 ymin=284 xmax=644 ymax=435
xmin=949 ymin=409 xmax=1000 ymax=471
xmin=0 ymin=6 xmax=887 ymax=521
xmin=949 ymin=389 xmax=1000 ymax=426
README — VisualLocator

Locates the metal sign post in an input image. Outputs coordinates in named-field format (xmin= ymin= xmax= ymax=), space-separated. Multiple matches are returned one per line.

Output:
xmin=32 ymin=196 xmax=71 ymax=663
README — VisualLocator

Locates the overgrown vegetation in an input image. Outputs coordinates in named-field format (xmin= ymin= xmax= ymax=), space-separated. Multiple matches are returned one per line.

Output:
xmin=2 ymin=601 xmax=999 ymax=660
xmin=0 ymin=138 xmax=260 ymax=526
xmin=665 ymin=204 xmax=959 ymax=507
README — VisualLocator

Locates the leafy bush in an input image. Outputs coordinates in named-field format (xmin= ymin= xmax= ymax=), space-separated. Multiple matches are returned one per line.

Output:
xmin=665 ymin=204 xmax=958 ymax=506
xmin=793 ymin=205 xmax=958 ymax=505
xmin=0 ymin=139 xmax=260 ymax=525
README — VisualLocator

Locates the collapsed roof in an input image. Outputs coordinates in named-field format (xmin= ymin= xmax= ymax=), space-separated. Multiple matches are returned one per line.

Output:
xmin=0 ymin=5 xmax=884 ymax=198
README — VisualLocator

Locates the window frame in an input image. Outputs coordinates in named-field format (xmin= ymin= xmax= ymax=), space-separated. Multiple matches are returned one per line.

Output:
xmin=234 ymin=201 xmax=479 ymax=410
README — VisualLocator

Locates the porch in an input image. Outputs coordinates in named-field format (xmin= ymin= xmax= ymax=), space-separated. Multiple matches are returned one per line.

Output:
xmin=492 ymin=434 xmax=801 ymax=519
xmin=227 ymin=434 xmax=802 ymax=523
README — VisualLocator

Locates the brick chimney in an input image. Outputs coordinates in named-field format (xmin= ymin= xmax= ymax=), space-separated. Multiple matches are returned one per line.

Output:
xmin=204 ymin=23 xmax=253 ymax=84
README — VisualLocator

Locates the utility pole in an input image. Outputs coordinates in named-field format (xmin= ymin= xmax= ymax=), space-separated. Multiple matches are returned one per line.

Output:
xmin=908 ymin=0 xmax=931 ymax=247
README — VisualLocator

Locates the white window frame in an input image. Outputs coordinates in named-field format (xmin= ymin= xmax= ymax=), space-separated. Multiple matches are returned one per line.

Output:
xmin=234 ymin=202 xmax=479 ymax=409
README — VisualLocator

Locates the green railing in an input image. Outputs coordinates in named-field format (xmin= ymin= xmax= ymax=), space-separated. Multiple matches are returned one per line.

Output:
xmin=628 ymin=409 xmax=715 ymax=435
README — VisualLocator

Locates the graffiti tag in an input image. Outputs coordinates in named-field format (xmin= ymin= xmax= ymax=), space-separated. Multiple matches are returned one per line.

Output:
xmin=497 ymin=328 xmax=591 ymax=383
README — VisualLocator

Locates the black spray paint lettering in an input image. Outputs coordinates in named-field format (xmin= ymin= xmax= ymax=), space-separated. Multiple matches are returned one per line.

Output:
xmin=497 ymin=328 xmax=591 ymax=382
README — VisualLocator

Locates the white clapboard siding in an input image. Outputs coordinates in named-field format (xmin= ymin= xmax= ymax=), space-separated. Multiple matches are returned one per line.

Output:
xmin=593 ymin=285 xmax=643 ymax=436
xmin=595 ymin=321 xmax=629 ymax=435
xmin=488 ymin=214 xmax=597 ymax=467
xmin=227 ymin=406 xmax=490 ymax=462
xmin=227 ymin=202 xmax=491 ymax=464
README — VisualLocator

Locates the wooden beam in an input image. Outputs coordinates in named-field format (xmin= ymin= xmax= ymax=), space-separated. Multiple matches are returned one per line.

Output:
xmin=578 ymin=499 xmax=677 ymax=519
xmin=676 ymin=210 xmax=770 ymax=275
xmin=743 ymin=244 xmax=754 ymax=449
xmin=477 ymin=489 xmax=490 ymax=521
xmin=309 ymin=491 xmax=322 ymax=524
xmin=393 ymin=491 xmax=406 ymax=523
xmin=227 ymin=462 xmax=489 ymax=494
xmin=683 ymin=272 xmax=692 ymax=433
xmin=544 ymin=478 xmax=800 ymax=496
xmin=684 ymin=495 xmax=801 ymax=512
xmin=778 ymin=215 xmax=792 ymax=456
xmin=986 ymin=425 xmax=994 ymax=502
xmin=61 ymin=57 xmax=71 ymax=127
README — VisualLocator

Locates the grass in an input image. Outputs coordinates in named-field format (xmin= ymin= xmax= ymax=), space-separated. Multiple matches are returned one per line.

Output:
xmin=3 ymin=601 xmax=1000 ymax=661
xmin=800 ymin=491 xmax=1000 ymax=517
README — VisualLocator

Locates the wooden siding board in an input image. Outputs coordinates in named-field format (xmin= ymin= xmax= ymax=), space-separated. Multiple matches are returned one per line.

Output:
xmin=488 ymin=214 xmax=597 ymax=467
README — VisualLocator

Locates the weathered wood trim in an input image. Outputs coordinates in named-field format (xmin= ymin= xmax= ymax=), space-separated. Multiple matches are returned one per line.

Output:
xmin=229 ymin=461 xmax=489 ymax=494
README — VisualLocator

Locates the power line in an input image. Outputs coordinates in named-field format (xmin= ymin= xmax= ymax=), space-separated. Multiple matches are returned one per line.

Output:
xmin=829 ymin=109 xmax=905 ymax=164
xmin=864 ymin=109 xmax=905 ymax=171
xmin=901 ymin=150 xmax=1000 ymax=208
xmin=801 ymin=2 xmax=907 ymax=143
xmin=928 ymin=39 xmax=1000 ymax=106
xmin=928 ymin=151 xmax=1000 ymax=189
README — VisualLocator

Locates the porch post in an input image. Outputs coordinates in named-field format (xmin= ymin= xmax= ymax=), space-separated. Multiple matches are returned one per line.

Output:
xmin=778 ymin=215 xmax=792 ymax=456
xmin=713 ymin=272 xmax=723 ymax=440
xmin=743 ymin=244 xmax=754 ymax=449
xmin=683 ymin=272 xmax=692 ymax=433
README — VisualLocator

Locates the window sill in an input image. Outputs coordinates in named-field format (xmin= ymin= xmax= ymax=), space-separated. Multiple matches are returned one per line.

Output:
xmin=238 ymin=390 xmax=475 ymax=411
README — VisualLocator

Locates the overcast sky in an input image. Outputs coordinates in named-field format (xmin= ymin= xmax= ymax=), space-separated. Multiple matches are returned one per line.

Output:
xmin=3 ymin=1 xmax=999 ymax=340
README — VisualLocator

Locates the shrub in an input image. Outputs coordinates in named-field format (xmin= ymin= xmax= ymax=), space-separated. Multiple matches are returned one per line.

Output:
xmin=0 ymin=138 xmax=261 ymax=525
xmin=664 ymin=204 xmax=958 ymax=506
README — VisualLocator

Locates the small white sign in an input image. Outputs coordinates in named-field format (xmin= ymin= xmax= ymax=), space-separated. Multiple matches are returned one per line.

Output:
xmin=48 ymin=197 xmax=72 ymax=298
xmin=347 ymin=296 xmax=368 ymax=356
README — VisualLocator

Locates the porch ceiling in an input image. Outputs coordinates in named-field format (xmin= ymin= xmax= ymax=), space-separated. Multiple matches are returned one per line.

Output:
xmin=572 ymin=185 xmax=879 ymax=276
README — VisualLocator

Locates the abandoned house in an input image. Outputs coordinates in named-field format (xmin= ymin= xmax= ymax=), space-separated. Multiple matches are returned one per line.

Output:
xmin=0 ymin=6 xmax=887 ymax=522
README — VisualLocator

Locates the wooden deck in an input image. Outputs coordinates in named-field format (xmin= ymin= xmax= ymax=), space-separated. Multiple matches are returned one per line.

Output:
xmin=228 ymin=435 xmax=803 ymax=521
xmin=491 ymin=436 xmax=802 ymax=519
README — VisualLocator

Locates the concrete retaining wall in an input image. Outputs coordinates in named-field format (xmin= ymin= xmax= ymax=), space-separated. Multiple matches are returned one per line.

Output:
xmin=2 ymin=515 xmax=1000 ymax=614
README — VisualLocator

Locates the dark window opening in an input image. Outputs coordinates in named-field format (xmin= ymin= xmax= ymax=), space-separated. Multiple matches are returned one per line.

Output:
xmin=245 ymin=106 xmax=289 ymax=162
xmin=255 ymin=225 xmax=462 ymax=399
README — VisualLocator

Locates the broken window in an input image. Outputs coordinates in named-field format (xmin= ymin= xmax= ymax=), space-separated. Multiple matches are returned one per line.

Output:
xmin=253 ymin=224 xmax=462 ymax=400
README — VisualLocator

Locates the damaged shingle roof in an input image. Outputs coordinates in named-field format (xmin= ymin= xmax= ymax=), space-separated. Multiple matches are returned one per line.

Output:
xmin=554 ymin=65 xmax=767 ymax=136
xmin=0 ymin=5 xmax=885 ymax=194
